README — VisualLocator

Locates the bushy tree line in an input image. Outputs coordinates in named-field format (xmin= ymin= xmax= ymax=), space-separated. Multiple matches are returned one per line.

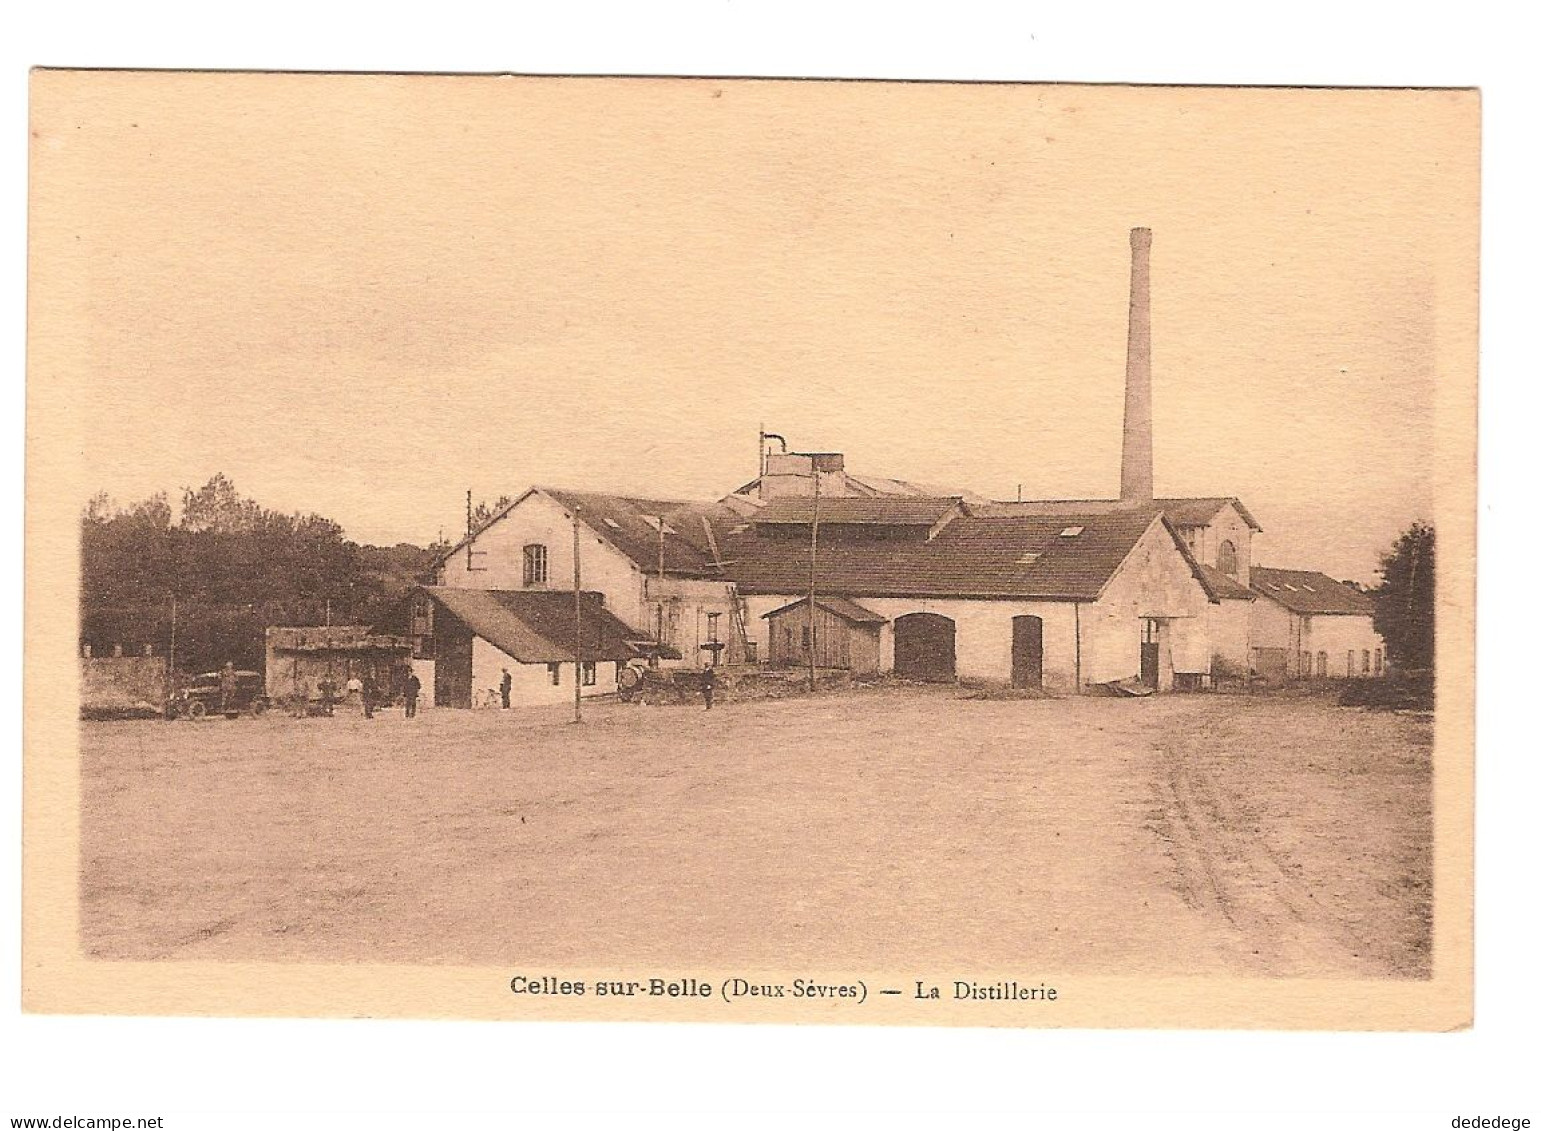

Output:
xmin=81 ymin=474 xmax=435 ymax=674
xmin=1370 ymin=521 xmax=1436 ymax=673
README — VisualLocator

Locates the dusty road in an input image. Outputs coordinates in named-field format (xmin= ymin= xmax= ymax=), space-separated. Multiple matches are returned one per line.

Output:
xmin=79 ymin=689 xmax=1431 ymax=977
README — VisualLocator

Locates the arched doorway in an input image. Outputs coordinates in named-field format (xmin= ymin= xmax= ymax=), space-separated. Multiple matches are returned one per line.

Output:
xmin=1011 ymin=615 xmax=1044 ymax=689
xmin=893 ymin=612 xmax=957 ymax=682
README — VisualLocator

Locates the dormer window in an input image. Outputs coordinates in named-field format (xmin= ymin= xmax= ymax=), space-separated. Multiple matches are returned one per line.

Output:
xmin=523 ymin=544 xmax=548 ymax=586
xmin=1217 ymin=539 xmax=1238 ymax=577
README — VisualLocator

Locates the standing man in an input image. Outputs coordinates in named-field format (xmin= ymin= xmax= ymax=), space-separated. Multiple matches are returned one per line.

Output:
xmin=219 ymin=661 xmax=238 ymax=715
xmin=317 ymin=674 xmax=338 ymax=717
xmin=500 ymin=667 xmax=513 ymax=710
xmin=404 ymin=669 xmax=421 ymax=718
xmin=360 ymin=672 xmax=377 ymax=719
xmin=701 ymin=665 xmax=715 ymax=711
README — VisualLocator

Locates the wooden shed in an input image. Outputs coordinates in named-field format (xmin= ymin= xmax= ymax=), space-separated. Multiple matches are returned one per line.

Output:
xmin=264 ymin=626 xmax=412 ymax=703
xmin=762 ymin=596 xmax=886 ymax=673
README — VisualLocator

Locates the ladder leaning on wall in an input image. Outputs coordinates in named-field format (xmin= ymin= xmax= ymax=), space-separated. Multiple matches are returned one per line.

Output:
xmin=727 ymin=587 xmax=754 ymax=665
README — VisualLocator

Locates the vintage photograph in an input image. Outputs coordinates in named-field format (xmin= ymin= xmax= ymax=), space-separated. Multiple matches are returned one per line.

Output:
xmin=24 ymin=72 xmax=1477 ymax=1026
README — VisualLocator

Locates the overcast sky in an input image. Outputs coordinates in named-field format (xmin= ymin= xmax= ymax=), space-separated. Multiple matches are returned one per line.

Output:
xmin=33 ymin=74 xmax=1474 ymax=582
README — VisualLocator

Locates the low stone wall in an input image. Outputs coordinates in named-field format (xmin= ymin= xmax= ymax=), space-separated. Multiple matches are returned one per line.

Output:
xmin=81 ymin=655 xmax=167 ymax=716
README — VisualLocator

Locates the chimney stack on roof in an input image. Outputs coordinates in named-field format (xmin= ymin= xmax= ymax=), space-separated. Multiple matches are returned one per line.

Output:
xmin=1120 ymin=226 xmax=1155 ymax=503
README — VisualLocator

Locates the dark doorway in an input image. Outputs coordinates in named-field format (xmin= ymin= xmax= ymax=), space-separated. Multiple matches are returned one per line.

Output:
xmin=893 ymin=612 xmax=957 ymax=682
xmin=1140 ymin=619 xmax=1161 ymax=690
xmin=1011 ymin=615 xmax=1044 ymax=689
xmin=433 ymin=610 xmax=474 ymax=708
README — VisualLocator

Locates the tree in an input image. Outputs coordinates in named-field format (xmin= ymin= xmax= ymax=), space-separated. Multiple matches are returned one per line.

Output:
xmin=1370 ymin=522 xmax=1435 ymax=671
xmin=80 ymin=474 xmax=431 ymax=673
xmin=470 ymin=494 xmax=514 ymax=535
xmin=180 ymin=472 xmax=263 ymax=534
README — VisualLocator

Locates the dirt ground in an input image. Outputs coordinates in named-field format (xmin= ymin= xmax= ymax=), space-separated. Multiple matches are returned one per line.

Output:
xmin=78 ymin=688 xmax=1432 ymax=978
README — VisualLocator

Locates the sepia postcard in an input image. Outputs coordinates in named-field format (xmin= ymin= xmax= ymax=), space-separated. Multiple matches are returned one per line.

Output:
xmin=23 ymin=71 xmax=1478 ymax=1028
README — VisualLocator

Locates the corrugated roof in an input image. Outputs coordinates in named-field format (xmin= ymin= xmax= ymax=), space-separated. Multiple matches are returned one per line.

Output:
xmin=1249 ymin=568 xmax=1374 ymax=615
xmin=423 ymin=588 xmax=646 ymax=663
xmin=721 ymin=508 xmax=1203 ymax=601
xmin=761 ymin=595 xmax=888 ymax=623
xmin=1196 ymin=564 xmax=1256 ymax=601
xmin=537 ymin=488 xmax=724 ymax=577
xmin=730 ymin=473 xmax=991 ymax=505
xmin=752 ymin=496 xmax=964 ymax=526
xmin=433 ymin=487 xmax=737 ymax=579
xmin=979 ymin=496 xmax=1262 ymax=531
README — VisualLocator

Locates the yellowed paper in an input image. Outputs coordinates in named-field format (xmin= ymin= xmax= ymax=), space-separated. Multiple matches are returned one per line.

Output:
xmin=25 ymin=72 xmax=1477 ymax=1028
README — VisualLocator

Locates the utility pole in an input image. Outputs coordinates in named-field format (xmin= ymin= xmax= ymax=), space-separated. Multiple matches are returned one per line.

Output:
xmin=572 ymin=505 xmax=583 ymax=724
xmin=168 ymin=594 xmax=177 ymax=698
xmin=807 ymin=458 xmax=820 ymax=691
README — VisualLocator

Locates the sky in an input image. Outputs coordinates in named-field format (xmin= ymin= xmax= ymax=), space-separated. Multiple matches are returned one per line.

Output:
xmin=31 ymin=74 xmax=1475 ymax=582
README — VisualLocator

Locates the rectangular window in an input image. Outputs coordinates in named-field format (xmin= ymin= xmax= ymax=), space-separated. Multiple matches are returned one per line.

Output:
xmin=1300 ymin=651 xmax=1311 ymax=677
xmin=1362 ymin=649 xmax=1370 ymax=675
xmin=1347 ymin=651 xmax=1355 ymax=679
xmin=547 ymin=662 xmax=560 ymax=686
xmin=1374 ymin=649 xmax=1384 ymax=676
xmin=802 ymin=626 xmax=811 ymax=648
xmin=581 ymin=661 xmax=596 ymax=686
xmin=1317 ymin=651 xmax=1328 ymax=679
xmin=523 ymin=544 xmax=548 ymax=586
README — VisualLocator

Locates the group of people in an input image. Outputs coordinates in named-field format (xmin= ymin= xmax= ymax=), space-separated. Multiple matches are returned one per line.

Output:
xmin=293 ymin=669 xmax=422 ymax=718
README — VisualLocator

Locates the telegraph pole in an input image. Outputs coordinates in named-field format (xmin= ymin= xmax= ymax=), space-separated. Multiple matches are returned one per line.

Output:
xmin=807 ymin=459 xmax=820 ymax=691
xmin=572 ymin=505 xmax=583 ymax=724
xmin=168 ymin=594 xmax=177 ymax=700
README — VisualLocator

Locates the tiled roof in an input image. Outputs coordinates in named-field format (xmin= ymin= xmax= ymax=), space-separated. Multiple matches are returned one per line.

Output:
xmin=1249 ymin=568 xmax=1374 ymax=615
xmin=721 ymin=508 xmax=1201 ymax=601
xmin=761 ymin=595 xmax=888 ymax=623
xmin=423 ymin=588 xmax=647 ymax=663
xmin=752 ymin=496 xmax=964 ymax=526
xmin=1196 ymin=564 xmax=1256 ymax=601
xmin=979 ymin=496 xmax=1262 ymax=531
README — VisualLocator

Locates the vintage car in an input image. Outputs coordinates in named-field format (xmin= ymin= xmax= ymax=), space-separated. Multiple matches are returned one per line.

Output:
xmin=167 ymin=669 xmax=270 ymax=719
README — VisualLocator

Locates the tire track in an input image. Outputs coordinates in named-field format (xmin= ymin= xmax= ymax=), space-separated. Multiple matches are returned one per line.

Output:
xmin=1148 ymin=717 xmax=1383 ymax=978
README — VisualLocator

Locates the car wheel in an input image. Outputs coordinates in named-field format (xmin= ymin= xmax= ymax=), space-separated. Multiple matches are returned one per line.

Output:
xmin=186 ymin=700 xmax=207 ymax=719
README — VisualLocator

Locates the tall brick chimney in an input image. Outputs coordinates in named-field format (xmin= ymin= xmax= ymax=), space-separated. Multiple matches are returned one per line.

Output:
xmin=1120 ymin=227 xmax=1154 ymax=503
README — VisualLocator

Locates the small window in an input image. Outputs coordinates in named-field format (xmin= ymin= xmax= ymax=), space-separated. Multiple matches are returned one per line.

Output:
xmin=1217 ymin=540 xmax=1238 ymax=577
xmin=1283 ymin=583 xmax=1298 ymax=592
xmin=1347 ymin=651 xmax=1355 ymax=678
xmin=581 ymin=661 xmax=597 ymax=686
xmin=801 ymin=626 xmax=811 ymax=647
xmin=1362 ymin=649 xmax=1371 ymax=675
xmin=1016 ymin=552 xmax=1041 ymax=565
xmin=1302 ymin=583 xmax=1316 ymax=592
xmin=547 ymin=662 xmax=561 ymax=686
xmin=603 ymin=518 xmax=621 ymax=530
xmin=1059 ymin=526 xmax=1084 ymax=538
xmin=523 ymin=544 xmax=548 ymax=586
xmin=1374 ymin=649 xmax=1383 ymax=676
xmin=1316 ymin=651 xmax=1328 ymax=679
xmin=1300 ymin=651 xmax=1311 ymax=677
